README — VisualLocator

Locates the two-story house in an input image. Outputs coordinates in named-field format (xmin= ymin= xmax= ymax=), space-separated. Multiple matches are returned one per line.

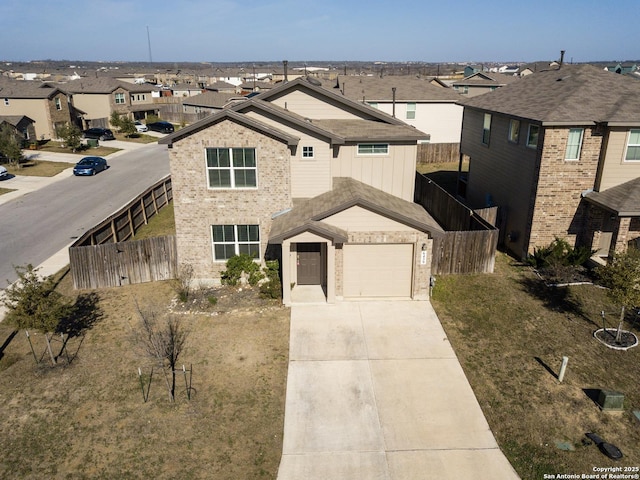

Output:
xmin=451 ymin=71 xmax=518 ymax=97
xmin=62 ymin=78 xmax=161 ymax=128
xmin=160 ymin=77 xmax=443 ymax=305
xmin=458 ymin=64 xmax=640 ymax=261
xmin=0 ymin=78 xmax=75 ymax=140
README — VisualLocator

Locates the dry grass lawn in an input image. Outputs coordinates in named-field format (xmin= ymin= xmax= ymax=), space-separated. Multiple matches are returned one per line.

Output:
xmin=0 ymin=273 xmax=289 ymax=479
xmin=432 ymin=252 xmax=640 ymax=479
xmin=6 ymin=160 xmax=74 ymax=177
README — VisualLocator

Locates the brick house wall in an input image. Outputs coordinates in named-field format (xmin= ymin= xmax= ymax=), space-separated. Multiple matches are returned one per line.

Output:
xmin=528 ymin=127 xmax=603 ymax=251
xmin=168 ymin=119 xmax=292 ymax=284
xmin=47 ymin=92 xmax=74 ymax=138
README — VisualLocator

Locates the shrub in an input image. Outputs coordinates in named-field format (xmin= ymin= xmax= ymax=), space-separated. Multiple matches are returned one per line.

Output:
xmin=172 ymin=264 xmax=194 ymax=302
xmin=528 ymin=237 xmax=593 ymax=269
xmin=260 ymin=260 xmax=282 ymax=299
xmin=221 ymin=254 xmax=264 ymax=286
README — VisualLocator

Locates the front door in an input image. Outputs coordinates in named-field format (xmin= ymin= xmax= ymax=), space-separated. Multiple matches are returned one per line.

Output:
xmin=297 ymin=243 xmax=322 ymax=285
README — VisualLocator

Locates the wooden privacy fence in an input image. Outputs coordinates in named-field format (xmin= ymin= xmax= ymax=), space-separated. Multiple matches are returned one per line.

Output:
xmin=416 ymin=143 xmax=460 ymax=164
xmin=69 ymin=176 xmax=176 ymax=289
xmin=70 ymin=236 xmax=177 ymax=289
xmin=415 ymin=173 xmax=499 ymax=274
xmin=72 ymin=176 xmax=172 ymax=246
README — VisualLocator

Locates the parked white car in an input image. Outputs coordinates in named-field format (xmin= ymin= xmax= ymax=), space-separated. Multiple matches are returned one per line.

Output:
xmin=135 ymin=121 xmax=148 ymax=133
xmin=0 ymin=165 xmax=8 ymax=179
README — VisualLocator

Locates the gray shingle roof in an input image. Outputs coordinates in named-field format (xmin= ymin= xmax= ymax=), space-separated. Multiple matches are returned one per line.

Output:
xmin=584 ymin=177 xmax=640 ymax=216
xmin=461 ymin=64 xmax=640 ymax=125
xmin=322 ymin=75 xmax=462 ymax=103
xmin=269 ymin=177 xmax=444 ymax=243
xmin=0 ymin=78 xmax=62 ymax=99
xmin=312 ymin=119 xmax=428 ymax=142
xmin=452 ymin=72 xmax=518 ymax=87
xmin=60 ymin=77 xmax=160 ymax=94
xmin=182 ymin=91 xmax=243 ymax=108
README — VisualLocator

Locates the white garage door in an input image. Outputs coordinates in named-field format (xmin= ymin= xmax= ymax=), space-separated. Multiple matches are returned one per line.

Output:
xmin=343 ymin=244 xmax=414 ymax=298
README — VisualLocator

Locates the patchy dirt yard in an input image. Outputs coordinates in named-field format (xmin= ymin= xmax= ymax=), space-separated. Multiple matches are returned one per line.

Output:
xmin=0 ymin=276 xmax=290 ymax=479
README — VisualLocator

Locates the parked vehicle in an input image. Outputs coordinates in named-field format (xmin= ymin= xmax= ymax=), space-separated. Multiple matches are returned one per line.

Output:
xmin=134 ymin=121 xmax=148 ymax=133
xmin=146 ymin=121 xmax=174 ymax=133
xmin=73 ymin=156 xmax=108 ymax=176
xmin=82 ymin=128 xmax=115 ymax=141
xmin=0 ymin=165 xmax=8 ymax=179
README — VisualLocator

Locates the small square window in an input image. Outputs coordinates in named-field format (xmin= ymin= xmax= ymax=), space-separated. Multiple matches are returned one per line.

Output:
xmin=302 ymin=146 xmax=314 ymax=158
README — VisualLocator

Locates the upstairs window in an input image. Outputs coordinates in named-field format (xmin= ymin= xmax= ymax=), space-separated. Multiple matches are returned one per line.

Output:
xmin=55 ymin=97 xmax=62 ymax=110
xmin=406 ymin=102 xmax=416 ymax=120
xmin=212 ymin=224 xmax=260 ymax=261
xmin=114 ymin=92 xmax=125 ymax=104
xmin=357 ymin=143 xmax=388 ymax=155
xmin=508 ymin=119 xmax=520 ymax=143
xmin=482 ymin=113 xmax=491 ymax=145
xmin=302 ymin=146 xmax=314 ymax=158
xmin=206 ymin=147 xmax=257 ymax=188
xmin=565 ymin=128 xmax=584 ymax=160
xmin=527 ymin=124 xmax=540 ymax=148
xmin=625 ymin=129 xmax=640 ymax=161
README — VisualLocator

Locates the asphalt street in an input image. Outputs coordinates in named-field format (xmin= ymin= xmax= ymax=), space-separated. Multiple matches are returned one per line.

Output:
xmin=0 ymin=142 xmax=170 ymax=285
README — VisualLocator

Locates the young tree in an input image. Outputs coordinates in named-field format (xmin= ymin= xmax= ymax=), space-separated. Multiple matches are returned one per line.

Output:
xmin=2 ymin=264 xmax=72 ymax=364
xmin=135 ymin=306 xmax=190 ymax=402
xmin=597 ymin=248 xmax=640 ymax=343
xmin=56 ymin=123 xmax=82 ymax=152
xmin=119 ymin=116 xmax=137 ymax=137
xmin=0 ymin=123 xmax=24 ymax=166
xmin=110 ymin=111 xmax=123 ymax=131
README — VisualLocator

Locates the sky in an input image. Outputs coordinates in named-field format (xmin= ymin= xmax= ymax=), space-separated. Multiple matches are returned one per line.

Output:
xmin=0 ymin=0 xmax=637 ymax=64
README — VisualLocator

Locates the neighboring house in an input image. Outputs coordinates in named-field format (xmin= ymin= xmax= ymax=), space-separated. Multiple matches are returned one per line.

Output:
xmin=325 ymin=75 xmax=463 ymax=144
xmin=458 ymin=64 xmax=640 ymax=261
xmin=0 ymin=115 xmax=36 ymax=146
xmin=605 ymin=63 xmax=638 ymax=75
xmin=497 ymin=65 xmax=519 ymax=75
xmin=171 ymin=83 xmax=204 ymax=97
xmin=61 ymin=78 xmax=161 ymax=128
xmin=159 ymin=77 xmax=443 ymax=305
xmin=204 ymin=81 xmax=238 ymax=94
xmin=451 ymin=72 xmax=518 ymax=97
xmin=463 ymin=65 xmax=485 ymax=77
xmin=237 ymin=81 xmax=274 ymax=94
xmin=518 ymin=61 xmax=560 ymax=76
xmin=181 ymin=91 xmax=246 ymax=115
xmin=0 ymin=78 xmax=75 ymax=140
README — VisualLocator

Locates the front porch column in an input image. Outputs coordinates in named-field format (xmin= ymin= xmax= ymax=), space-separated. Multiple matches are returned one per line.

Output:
xmin=327 ymin=242 xmax=335 ymax=303
xmin=282 ymin=239 xmax=292 ymax=305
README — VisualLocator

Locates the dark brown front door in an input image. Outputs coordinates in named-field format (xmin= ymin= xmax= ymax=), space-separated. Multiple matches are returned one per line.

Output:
xmin=297 ymin=243 xmax=322 ymax=285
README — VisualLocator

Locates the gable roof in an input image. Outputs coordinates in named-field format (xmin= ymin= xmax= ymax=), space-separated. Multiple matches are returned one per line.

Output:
xmin=269 ymin=177 xmax=444 ymax=243
xmin=60 ymin=77 xmax=160 ymax=94
xmin=253 ymin=77 xmax=410 ymax=126
xmin=0 ymin=115 xmax=35 ymax=126
xmin=158 ymin=108 xmax=299 ymax=147
xmin=461 ymin=64 xmax=640 ymax=126
xmin=0 ymin=78 xmax=64 ymax=99
xmin=322 ymin=75 xmax=462 ymax=103
xmin=583 ymin=177 xmax=640 ymax=216
xmin=452 ymin=71 xmax=518 ymax=87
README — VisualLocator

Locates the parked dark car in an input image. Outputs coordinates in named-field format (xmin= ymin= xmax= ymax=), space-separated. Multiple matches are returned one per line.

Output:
xmin=146 ymin=121 xmax=174 ymax=133
xmin=73 ymin=156 xmax=108 ymax=176
xmin=82 ymin=128 xmax=115 ymax=141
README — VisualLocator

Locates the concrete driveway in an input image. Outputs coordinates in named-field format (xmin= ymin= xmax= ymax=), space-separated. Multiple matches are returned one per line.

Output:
xmin=277 ymin=301 xmax=520 ymax=480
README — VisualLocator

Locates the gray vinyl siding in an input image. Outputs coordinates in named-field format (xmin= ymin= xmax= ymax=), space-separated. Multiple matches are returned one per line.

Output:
xmin=461 ymin=108 xmax=540 ymax=256
xmin=599 ymin=128 xmax=640 ymax=191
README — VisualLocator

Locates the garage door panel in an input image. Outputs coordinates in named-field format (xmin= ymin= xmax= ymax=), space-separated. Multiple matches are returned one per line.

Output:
xmin=344 ymin=244 xmax=413 ymax=297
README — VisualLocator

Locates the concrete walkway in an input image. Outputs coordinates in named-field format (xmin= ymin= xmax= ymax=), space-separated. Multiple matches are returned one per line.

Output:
xmin=277 ymin=301 xmax=520 ymax=480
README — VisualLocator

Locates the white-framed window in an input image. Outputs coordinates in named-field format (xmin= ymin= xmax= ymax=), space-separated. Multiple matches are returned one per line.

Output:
xmin=302 ymin=146 xmax=314 ymax=158
xmin=406 ymin=102 xmax=416 ymax=120
xmin=526 ymin=124 xmax=540 ymax=148
xmin=211 ymin=224 xmax=260 ymax=261
xmin=482 ymin=113 xmax=491 ymax=145
xmin=625 ymin=129 xmax=640 ymax=161
xmin=115 ymin=92 xmax=125 ymax=104
xmin=508 ymin=119 xmax=520 ymax=143
xmin=565 ymin=128 xmax=584 ymax=160
xmin=206 ymin=147 xmax=257 ymax=189
xmin=55 ymin=97 xmax=62 ymax=111
xmin=357 ymin=143 xmax=389 ymax=155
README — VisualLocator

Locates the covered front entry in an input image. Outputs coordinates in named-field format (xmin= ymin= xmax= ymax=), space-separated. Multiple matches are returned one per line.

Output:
xmin=297 ymin=243 xmax=323 ymax=285
xmin=343 ymin=244 xmax=414 ymax=298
